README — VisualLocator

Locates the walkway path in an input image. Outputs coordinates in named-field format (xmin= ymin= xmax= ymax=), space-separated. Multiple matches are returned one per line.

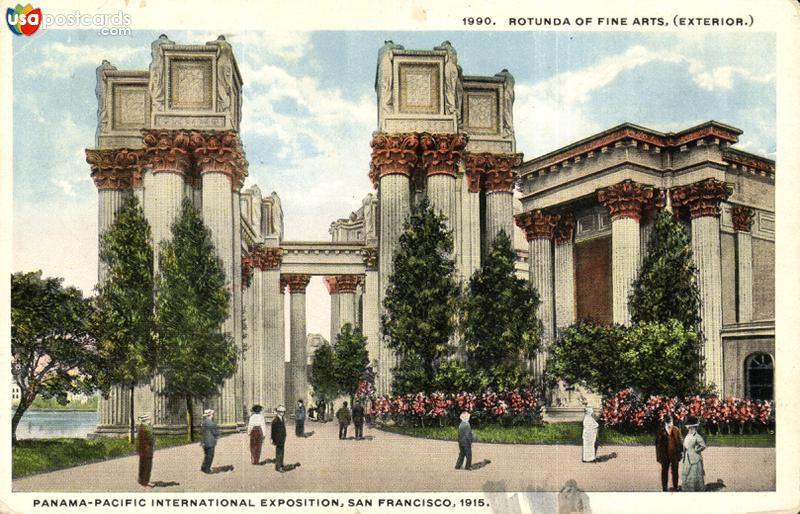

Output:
xmin=13 ymin=420 xmax=774 ymax=492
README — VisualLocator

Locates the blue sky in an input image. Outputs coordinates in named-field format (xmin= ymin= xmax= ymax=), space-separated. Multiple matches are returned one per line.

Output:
xmin=11 ymin=29 xmax=775 ymax=337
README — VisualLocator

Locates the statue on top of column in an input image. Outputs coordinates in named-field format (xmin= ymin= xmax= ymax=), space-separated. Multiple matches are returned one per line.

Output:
xmin=148 ymin=34 xmax=174 ymax=112
xmin=495 ymin=69 xmax=515 ymax=139
xmin=435 ymin=41 xmax=463 ymax=126
xmin=207 ymin=35 xmax=234 ymax=112
xmin=95 ymin=60 xmax=116 ymax=144
xmin=375 ymin=40 xmax=404 ymax=120
xmin=362 ymin=193 xmax=378 ymax=242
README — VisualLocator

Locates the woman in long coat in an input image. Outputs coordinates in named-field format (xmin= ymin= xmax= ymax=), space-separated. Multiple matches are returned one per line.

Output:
xmin=582 ymin=406 xmax=599 ymax=463
xmin=681 ymin=416 xmax=707 ymax=491
xmin=247 ymin=405 xmax=268 ymax=465
xmin=136 ymin=414 xmax=154 ymax=487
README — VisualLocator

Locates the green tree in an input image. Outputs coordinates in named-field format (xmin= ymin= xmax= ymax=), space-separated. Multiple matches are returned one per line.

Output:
xmin=11 ymin=272 xmax=99 ymax=445
xmin=461 ymin=231 xmax=541 ymax=390
xmin=154 ymin=199 xmax=237 ymax=441
xmin=382 ymin=198 xmax=459 ymax=394
xmin=309 ymin=342 xmax=338 ymax=420
xmin=630 ymin=210 xmax=701 ymax=330
xmin=94 ymin=195 xmax=155 ymax=441
xmin=332 ymin=323 xmax=372 ymax=404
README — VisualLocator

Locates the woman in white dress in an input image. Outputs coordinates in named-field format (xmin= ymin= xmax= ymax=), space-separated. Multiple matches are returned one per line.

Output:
xmin=247 ymin=405 xmax=268 ymax=465
xmin=582 ymin=406 xmax=599 ymax=463
xmin=681 ymin=416 xmax=707 ymax=491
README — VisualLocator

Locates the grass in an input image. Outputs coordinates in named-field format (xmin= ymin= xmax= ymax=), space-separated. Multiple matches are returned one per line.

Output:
xmin=379 ymin=422 xmax=775 ymax=447
xmin=12 ymin=433 xmax=201 ymax=479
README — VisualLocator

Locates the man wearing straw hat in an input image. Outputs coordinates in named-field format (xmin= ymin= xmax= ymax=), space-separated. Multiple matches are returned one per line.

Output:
xmin=455 ymin=411 xmax=473 ymax=470
xmin=200 ymin=409 xmax=220 ymax=474
xmin=271 ymin=405 xmax=287 ymax=472
xmin=135 ymin=414 xmax=154 ymax=487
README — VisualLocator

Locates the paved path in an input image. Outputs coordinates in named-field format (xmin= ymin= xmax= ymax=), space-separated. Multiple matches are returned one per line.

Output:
xmin=13 ymin=420 xmax=774 ymax=492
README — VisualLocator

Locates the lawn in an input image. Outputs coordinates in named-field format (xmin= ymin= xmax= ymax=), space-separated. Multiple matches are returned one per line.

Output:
xmin=379 ymin=422 xmax=775 ymax=447
xmin=12 ymin=433 xmax=203 ymax=479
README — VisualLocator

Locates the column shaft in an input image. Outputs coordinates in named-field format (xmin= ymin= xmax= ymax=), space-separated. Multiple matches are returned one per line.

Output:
xmin=242 ymin=274 xmax=256 ymax=411
xmin=232 ymin=191 xmax=243 ymax=424
xmin=340 ymin=292 xmax=357 ymax=329
xmin=289 ymin=291 xmax=308 ymax=405
xmin=427 ymin=174 xmax=456 ymax=230
xmin=363 ymin=270 xmax=381 ymax=372
xmin=529 ymin=238 xmax=554 ymax=379
xmin=692 ymin=215 xmax=724 ymax=388
xmin=264 ymin=270 xmax=284 ymax=412
xmin=736 ymin=230 xmax=754 ymax=323
xmin=485 ymin=191 xmax=514 ymax=250
xmin=330 ymin=292 xmax=341 ymax=342
xmin=554 ymin=241 xmax=576 ymax=331
xmin=611 ymin=217 xmax=640 ymax=325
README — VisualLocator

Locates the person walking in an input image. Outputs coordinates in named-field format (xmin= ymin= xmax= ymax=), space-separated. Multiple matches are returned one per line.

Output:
xmin=318 ymin=399 xmax=326 ymax=422
xmin=136 ymin=414 xmax=154 ymax=487
xmin=271 ymin=405 xmax=287 ymax=472
xmin=455 ymin=411 xmax=473 ymax=470
xmin=247 ymin=405 xmax=268 ymax=465
xmin=352 ymin=401 xmax=365 ymax=439
xmin=582 ymin=406 xmax=599 ymax=463
xmin=655 ymin=414 xmax=683 ymax=491
xmin=681 ymin=416 xmax=707 ymax=491
xmin=295 ymin=399 xmax=306 ymax=437
xmin=336 ymin=401 xmax=351 ymax=440
xmin=200 ymin=409 xmax=220 ymax=474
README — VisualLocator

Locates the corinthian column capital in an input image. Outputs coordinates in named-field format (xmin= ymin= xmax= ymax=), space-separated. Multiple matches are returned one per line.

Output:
xmin=419 ymin=132 xmax=467 ymax=178
xmin=484 ymin=153 xmax=523 ymax=193
xmin=597 ymin=180 xmax=659 ymax=222
xmin=86 ymin=148 xmax=143 ymax=190
xmin=731 ymin=205 xmax=755 ymax=232
xmin=189 ymin=130 xmax=247 ymax=191
xmin=369 ymin=132 xmax=420 ymax=188
xmin=284 ymin=274 xmax=311 ymax=294
xmin=141 ymin=129 xmax=192 ymax=176
xmin=553 ymin=212 xmax=576 ymax=245
xmin=515 ymin=209 xmax=559 ymax=240
xmin=250 ymin=245 xmax=282 ymax=270
xmin=670 ymin=178 xmax=732 ymax=219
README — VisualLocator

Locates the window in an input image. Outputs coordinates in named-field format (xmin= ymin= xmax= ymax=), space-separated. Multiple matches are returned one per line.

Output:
xmin=745 ymin=353 xmax=773 ymax=401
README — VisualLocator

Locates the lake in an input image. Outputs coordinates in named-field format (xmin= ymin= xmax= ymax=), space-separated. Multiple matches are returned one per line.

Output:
xmin=12 ymin=409 xmax=99 ymax=439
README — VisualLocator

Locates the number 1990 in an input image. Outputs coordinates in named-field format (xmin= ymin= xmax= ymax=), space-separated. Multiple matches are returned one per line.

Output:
xmin=462 ymin=17 xmax=493 ymax=26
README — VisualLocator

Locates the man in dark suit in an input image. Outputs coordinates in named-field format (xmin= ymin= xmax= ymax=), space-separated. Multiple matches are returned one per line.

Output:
xmin=200 ymin=409 xmax=220 ymax=474
xmin=456 ymin=411 xmax=473 ymax=470
xmin=295 ymin=399 xmax=306 ymax=437
xmin=352 ymin=401 xmax=365 ymax=439
xmin=271 ymin=405 xmax=287 ymax=472
xmin=655 ymin=414 xmax=683 ymax=491
xmin=336 ymin=401 xmax=351 ymax=440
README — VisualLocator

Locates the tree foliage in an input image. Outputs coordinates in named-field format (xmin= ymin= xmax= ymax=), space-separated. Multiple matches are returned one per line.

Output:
xmin=11 ymin=271 xmax=98 ymax=444
xmin=333 ymin=323 xmax=372 ymax=403
xmin=461 ymin=231 xmax=541 ymax=390
xmin=382 ymin=198 xmax=459 ymax=394
xmin=94 ymin=195 xmax=154 ymax=440
xmin=309 ymin=342 xmax=338 ymax=412
xmin=630 ymin=210 xmax=701 ymax=330
xmin=154 ymin=199 xmax=236 ymax=440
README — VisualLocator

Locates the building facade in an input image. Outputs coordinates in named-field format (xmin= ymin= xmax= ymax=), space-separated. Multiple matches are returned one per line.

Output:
xmin=87 ymin=37 xmax=774 ymax=432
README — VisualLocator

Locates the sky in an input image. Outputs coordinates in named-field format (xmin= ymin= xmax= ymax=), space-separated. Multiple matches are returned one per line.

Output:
xmin=11 ymin=29 xmax=776 ymax=341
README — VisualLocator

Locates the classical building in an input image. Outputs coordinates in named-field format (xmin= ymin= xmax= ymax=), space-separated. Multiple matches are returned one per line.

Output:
xmin=86 ymin=37 xmax=773 ymax=432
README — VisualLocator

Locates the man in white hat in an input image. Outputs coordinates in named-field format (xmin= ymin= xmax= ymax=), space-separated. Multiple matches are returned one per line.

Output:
xmin=271 ymin=405 xmax=287 ymax=472
xmin=200 ymin=409 xmax=220 ymax=473
xmin=136 ymin=414 xmax=154 ymax=487
xmin=455 ymin=411 xmax=473 ymax=470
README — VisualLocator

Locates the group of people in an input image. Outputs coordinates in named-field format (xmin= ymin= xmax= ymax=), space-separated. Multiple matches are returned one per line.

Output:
xmin=334 ymin=400 xmax=366 ymax=439
xmin=247 ymin=401 xmax=307 ymax=472
xmin=581 ymin=407 xmax=708 ymax=491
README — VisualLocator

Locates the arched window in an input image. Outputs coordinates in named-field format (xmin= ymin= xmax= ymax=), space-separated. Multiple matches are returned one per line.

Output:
xmin=745 ymin=353 xmax=773 ymax=401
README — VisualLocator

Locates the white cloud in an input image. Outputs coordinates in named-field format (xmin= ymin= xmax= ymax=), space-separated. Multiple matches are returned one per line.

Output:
xmin=688 ymin=62 xmax=774 ymax=91
xmin=24 ymin=41 xmax=144 ymax=78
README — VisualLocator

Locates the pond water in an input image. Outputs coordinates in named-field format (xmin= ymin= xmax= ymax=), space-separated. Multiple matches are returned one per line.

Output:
xmin=12 ymin=409 xmax=99 ymax=439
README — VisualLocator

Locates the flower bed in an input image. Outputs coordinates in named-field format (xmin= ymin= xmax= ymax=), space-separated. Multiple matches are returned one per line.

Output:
xmin=601 ymin=388 xmax=774 ymax=434
xmin=369 ymin=388 xmax=543 ymax=427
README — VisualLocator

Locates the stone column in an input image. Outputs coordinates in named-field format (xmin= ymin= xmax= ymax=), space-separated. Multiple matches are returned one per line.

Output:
xmin=254 ymin=246 xmax=283 ymax=413
xmin=598 ymin=180 xmax=658 ymax=325
xmin=193 ymin=130 xmax=245 ymax=428
xmin=286 ymin=274 xmax=311 ymax=406
xmin=142 ymin=130 xmax=193 ymax=429
xmin=461 ymin=157 xmax=483 ymax=280
xmin=671 ymin=178 xmax=731 ymax=389
xmin=371 ymin=133 xmax=419 ymax=394
xmin=241 ymin=252 xmax=256 ymax=411
xmin=484 ymin=153 xmax=523 ymax=253
xmin=361 ymin=248 xmax=381 ymax=374
xmin=421 ymin=133 xmax=465 ymax=231
xmin=515 ymin=210 xmax=558 ymax=380
xmin=232 ymin=189 xmax=244 ymax=425
xmin=553 ymin=213 xmax=576 ymax=332
xmin=337 ymin=275 xmax=362 ymax=330
xmin=325 ymin=276 xmax=342 ymax=342
xmin=732 ymin=206 xmax=755 ymax=323
xmin=87 ymin=148 xmax=139 ymax=432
